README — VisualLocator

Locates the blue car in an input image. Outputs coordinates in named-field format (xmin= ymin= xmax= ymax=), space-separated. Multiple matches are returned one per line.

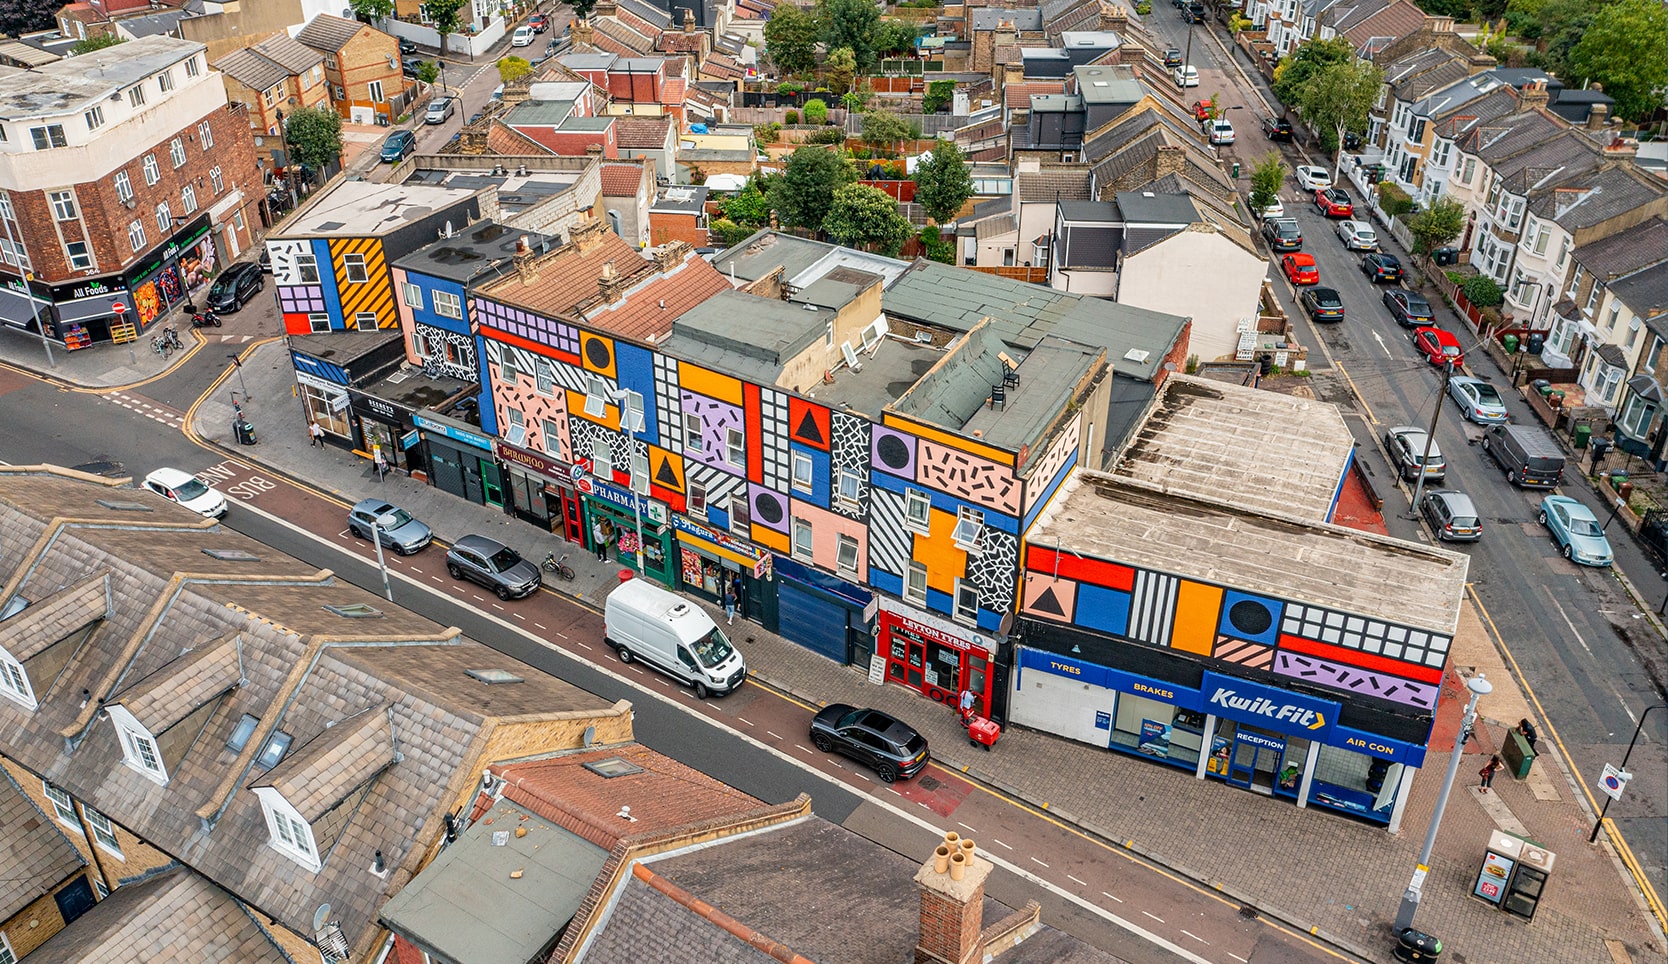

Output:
xmin=379 ymin=129 xmax=415 ymax=163
xmin=1539 ymin=495 xmax=1613 ymax=567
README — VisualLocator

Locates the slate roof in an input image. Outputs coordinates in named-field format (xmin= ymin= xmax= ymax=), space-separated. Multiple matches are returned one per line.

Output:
xmin=108 ymin=632 xmax=243 ymax=737
xmin=477 ymin=222 xmax=653 ymax=317
xmin=0 ymin=467 xmax=619 ymax=962
xmin=617 ymin=0 xmax=673 ymax=30
xmin=1383 ymin=48 xmax=1470 ymax=102
xmin=251 ymin=707 xmax=394 ymax=820
xmin=1016 ymin=168 xmax=1092 ymax=202
xmin=1 ymin=571 xmax=109 ymax=662
xmin=1531 ymin=166 xmax=1666 ymax=231
xmin=578 ymin=247 xmax=733 ymax=342
xmin=19 ymin=867 xmax=290 ymax=964
xmin=214 ymin=34 xmax=323 ymax=91
xmin=0 ymin=767 xmax=85 ymax=922
xmin=614 ymin=115 xmax=673 ymax=150
xmin=1475 ymin=130 xmax=1596 ymax=194
xmin=1610 ymin=262 xmax=1668 ymax=321
xmin=1572 ymin=217 xmax=1668 ymax=281
xmin=1341 ymin=0 xmax=1426 ymax=49
xmin=1456 ymin=108 xmax=1566 ymax=164
xmin=295 ymin=13 xmax=367 ymax=53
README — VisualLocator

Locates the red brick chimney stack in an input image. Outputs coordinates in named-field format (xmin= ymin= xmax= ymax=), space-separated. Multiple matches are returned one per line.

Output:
xmin=914 ymin=832 xmax=990 ymax=964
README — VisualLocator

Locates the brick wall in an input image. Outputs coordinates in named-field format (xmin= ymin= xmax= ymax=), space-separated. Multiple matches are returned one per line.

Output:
xmin=649 ymin=211 xmax=708 ymax=248
xmin=336 ymin=29 xmax=404 ymax=108
xmin=11 ymin=104 xmax=261 ymax=284
xmin=0 ymin=876 xmax=97 ymax=958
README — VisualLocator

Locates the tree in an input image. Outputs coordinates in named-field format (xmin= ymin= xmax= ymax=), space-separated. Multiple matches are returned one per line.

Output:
xmin=841 ymin=84 xmax=872 ymax=112
xmin=1407 ymin=197 xmax=1466 ymax=256
xmin=1566 ymin=0 xmax=1667 ymax=122
xmin=768 ymin=146 xmax=856 ymax=233
xmin=498 ymin=56 xmax=533 ymax=84
xmin=803 ymin=98 xmax=829 ymax=124
xmin=764 ymin=2 xmax=818 ymax=77
xmin=1249 ymin=152 xmax=1286 ymax=218
xmin=564 ymin=0 xmax=598 ymax=23
xmin=723 ymin=182 xmax=773 ymax=227
xmin=1271 ymin=37 xmax=1353 ymax=107
xmin=1288 ymin=58 xmax=1381 ymax=169
xmin=347 ymin=0 xmax=394 ymax=21
xmin=416 ymin=60 xmax=441 ymax=85
xmin=707 ymin=218 xmax=758 ymax=248
xmin=0 ymin=0 xmax=60 ymax=37
xmin=817 ymin=0 xmax=880 ymax=70
xmin=922 ymin=79 xmax=955 ymax=114
xmin=913 ymin=141 xmax=973 ymax=225
xmin=918 ymin=225 xmax=954 ymax=263
xmin=874 ymin=19 xmax=920 ymax=57
xmin=70 ymin=33 xmax=126 ymax=55
xmin=861 ymin=109 xmax=912 ymax=147
xmin=825 ymin=183 xmax=913 ymax=255
xmin=824 ymin=46 xmax=857 ymax=97
xmin=429 ymin=0 xmax=468 ymax=57
xmin=284 ymin=106 xmax=344 ymax=173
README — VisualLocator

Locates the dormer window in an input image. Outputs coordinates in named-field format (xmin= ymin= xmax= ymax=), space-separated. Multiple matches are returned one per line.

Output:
xmin=254 ymin=788 xmax=321 ymax=871
xmin=250 ymin=710 xmax=396 ymax=874
xmin=107 ymin=705 xmax=168 ymax=784
xmin=103 ymin=633 xmax=244 ymax=787
xmin=0 ymin=649 xmax=35 ymax=709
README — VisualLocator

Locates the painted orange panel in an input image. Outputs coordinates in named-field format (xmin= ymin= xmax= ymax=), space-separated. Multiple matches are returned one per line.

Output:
xmin=751 ymin=524 xmax=789 ymax=553
xmin=567 ymin=388 xmax=620 ymax=430
xmin=788 ymin=396 xmax=831 ymax=451
xmin=916 ymin=508 xmax=969 ymax=596
xmin=648 ymin=446 xmax=684 ymax=492
xmin=579 ymin=331 xmax=618 ymax=379
xmin=679 ymin=360 xmax=744 ymax=406
xmin=1169 ymin=580 xmax=1223 ymax=656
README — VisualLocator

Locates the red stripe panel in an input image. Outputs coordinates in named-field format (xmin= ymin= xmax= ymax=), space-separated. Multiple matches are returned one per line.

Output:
xmin=744 ymin=381 xmax=763 ymax=484
xmin=1278 ymin=633 xmax=1443 ymax=684
xmin=1025 ymin=547 xmax=1134 ymax=591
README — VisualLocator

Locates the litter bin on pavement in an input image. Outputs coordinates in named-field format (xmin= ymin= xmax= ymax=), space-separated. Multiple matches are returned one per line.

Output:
xmin=1574 ymin=424 xmax=1591 ymax=449
xmin=1501 ymin=728 xmax=1536 ymax=778
xmin=1393 ymin=928 xmax=1442 ymax=962
xmin=233 ymin=418 xmax=257 ymax=446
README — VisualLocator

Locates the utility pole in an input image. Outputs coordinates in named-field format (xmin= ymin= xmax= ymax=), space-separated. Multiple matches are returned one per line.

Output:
xmin=1409 ymin=359 xmax=1456 ymax=513
xmin=1395 ymin=673 xmax=1491 ymax=934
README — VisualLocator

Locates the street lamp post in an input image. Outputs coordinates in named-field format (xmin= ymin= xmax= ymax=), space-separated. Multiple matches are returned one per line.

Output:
xmin=227 ymin=353 xmax=251 ymax=401
xmin=1394 ymin=673 xmax=1492 ymax=934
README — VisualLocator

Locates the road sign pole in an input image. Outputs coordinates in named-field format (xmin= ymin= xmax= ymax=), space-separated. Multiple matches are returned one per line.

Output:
xmin=1395 ymin=673 xmax=1490 ymax=933
xmin=1589 ymin=703 xmax=1664 ymax=842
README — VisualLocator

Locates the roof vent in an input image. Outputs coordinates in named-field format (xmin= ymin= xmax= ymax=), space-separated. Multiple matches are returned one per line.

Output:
xmin=466 ymin=668 xmax=525 ymax=684
xmin=1123 ymin=348 xmax=1151 ymax=363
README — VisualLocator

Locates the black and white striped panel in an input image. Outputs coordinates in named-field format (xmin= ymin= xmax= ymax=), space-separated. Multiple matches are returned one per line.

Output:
xmin=686 ymin=461 xmax=745 ymax=507
xmin=866 ymin=485 xmax=913 ymax=577
xmin=654 ymin=353 xmax=681 ymax=450
xmin=1127 ymin=570 xmax=1177 ymax=648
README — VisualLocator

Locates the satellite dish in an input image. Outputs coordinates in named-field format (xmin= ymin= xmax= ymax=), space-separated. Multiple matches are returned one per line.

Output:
xmin=312 ymin=904 xmax=333 ymax=931
xmin=583 ymin=725 xmax=596 ymax=747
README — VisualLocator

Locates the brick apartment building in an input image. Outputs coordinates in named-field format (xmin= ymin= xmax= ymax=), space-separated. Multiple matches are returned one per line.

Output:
xmin=296 ymin=13 xmax=407 ymax=125
xmin=0 ymin=36 xmax=261 ymax=352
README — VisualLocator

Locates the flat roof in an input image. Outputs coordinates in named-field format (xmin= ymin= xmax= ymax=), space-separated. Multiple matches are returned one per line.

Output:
xmin=0 ymin=35 xmax=203 ymax=120
xmin=710 ymin=230 xmax=910 ymax=289
xmin=813 ymin=334 xmax=944 ymax=418
xmin=659 ymin=289 xmax=832 ymax=384
xmin=1030 ymin=473 xmax=1470 ymax=636
xmin=394 ymin=220 xmax=558 ymax=284
xmin=1114 ymin=190 xmax=1199 ymax=224
xmin=1111 ymin=374 xmax=1357 ymax=522
xmin=276 ymin=181 xmax=479 ymax=238
xmin=651 ymin=185 xmax=708 ymax=214
xmin=961 ymin=335 xmax=1102 ymax=450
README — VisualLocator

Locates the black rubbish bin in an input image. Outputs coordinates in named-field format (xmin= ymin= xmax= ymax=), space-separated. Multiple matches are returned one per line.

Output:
xmin=1433 ymin=247 xmax=1458 ymax=266
xmin=234 ymin=418 xmax=258 ymax=446
xmin=1393 ymin=928 xmax=1442 ymax=962
xmin=1526 ymin=331 xmax=1545 ymax=354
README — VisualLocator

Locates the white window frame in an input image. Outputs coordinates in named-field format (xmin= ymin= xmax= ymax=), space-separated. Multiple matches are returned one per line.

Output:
xmin=308 ymin=312 xmax=330 ymax=333
xmin=952 ymin=506 xmax=984 ymax=552
xmin=83 ymin=805 xmax=122 ymax=857
xmin=343 ymin=252 xmax=369 ymax=284
xmin=954 ymin=578 xmax=979 ymax=624
xmin=209 ymin=166 xmax=223 ymax=194
xmin=180 ymin=183 xmax=197 ymax=214
xmin=432 ymin=289 xmax=462 ymax=318
xmin=791 ymin=451 xmax=813 ymax=492
xmin=185 ymin=55 xmax=200 ymax=77
xmin=401 ymin=281 xmax=424 ymax=309
xmin=65 ymin=241 xmax=92 ymax=271
xmin=42 ymin=782 xmax=77 ymax=826
xmin=622 ymin=391 xmax=645 ymax=432
xmin=255 ymin=789 xmax=320 ymax=872
xmin=683 ymin=412 xmax=704 ymax=451
xmin=108 ymin=706 xmax=167 ymax=784
xmin=534 ymin=359 xmax=555 ymax=397
xmin=157 ymin=69 xmax=173 ymax=93
xmin=368 ymin=79 xmax=384 ymax=102
xmin=169 ymin=137 xmax=186 ymax=168
xmin=835 ymin=533 xmax=859 ymax=574
xmin=791 ymin=517 xmax=813 ymax=560
xmin=297 ymin=251 xmax=321 ymax=284
xmin=198 ymin=119 xmax=213 ymax=149
xmin=128 ymin=220 xmax=146 ymax=253
xmin=154 ymin=200 xmax=172 ymax=234
xmin=113 ymin=170 xmax=133 ymax=203
xmin=49 ymin=190 xmax=78 ymax=221
xmin=0 ymin=931 xmax=16 ymax=964
xmin=354 ymin=311 xmax=378 ymax=331
xmin=591 ymin=437 xmax=612 ymax=471
xmin=142 ymin=153 xmax=160 ymax=185
xmin=688 ymin=481 xmax=707 ymax=518
xmin=630 ymin=450 xmax=649 ymax=495
xmin=837 ymin=468 xmax=860 ymax=505
xmin=904 ymin=488 xmax=931 ymax=533
xmin=84 ymin=105 xmax=104 ymax=130
xmin=904 ymin=562 xmax=928 ymax=605
xmin=725 ymin=428 xmax=744 ymax=465
xmin=729 ymin=493 xmax=749 ymax=536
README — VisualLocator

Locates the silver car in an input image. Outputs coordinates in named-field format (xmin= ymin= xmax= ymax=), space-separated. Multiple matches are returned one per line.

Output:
xmin=348 ymin=499 xmax=432 ymax=554
xmin=1420 ymin=489 xmax=1481 ymax=542
xmin=446 ymin=534 xmax=542 ymax=600
xmin=1383 ymin=425 xmax=1446 ymax=482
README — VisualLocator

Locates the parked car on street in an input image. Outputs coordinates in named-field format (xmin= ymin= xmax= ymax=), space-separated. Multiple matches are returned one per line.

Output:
xmin=1174 ymin=65 xmax=1199 ymax=87
xmin=402 ymin=58 xmax=425 ymax=79
xmin=1262 ymin=218 xmax=1302 ymax=251
xmin=1261 ymin=116 xmax=1294 ymax=141
xmin=379 ymin=128 xmax=416 ymax=162
xmin=424 ymin=95 xmax=455 ymax=124
xmin=1281 ymin=252 xmax=1319 ymax=285
xmin=1163 ymin=47 xmax=1184 ymax=68
xmin=1190 ymin=98 xmax=1215 ymax=121
xmin=1300 ymin=286 xmax=1345 ymax=322
xmin=528 ymin=13 xmax=550 ymax=31
xmin=1258 ymin=197 xmax=1284 ymax=221
xmin=1294 ymin=165 xmax=1332 ymax=191
xmin=445 ymin=534 xmax=541 ymax=599
xmin=1412 ymin=326 xmax=1464 ymax=367
xmin=398 ymin=39 xmax=417 ymax=55
xmin=1383 ymin=288 xmax=1435 ymax=326
xmin=348 ymin=499 xmax=433 ymax=554
xmin=1447 ymin=375 xmax=1509 ymax=424
xmin=1206 ymin=118 xmax=1235 ymax=145
xmin=809 ymin=704 xmax=930 ymax=783
xmin=1383 ymin=426 xmax=1446 ymax=482
xmin=1539 ymin=495 xmax=1613 ymax=567
xmin=1421 ymin=489 xmax=1482 ymax=542
xmin=511 ymin=25 xmax=535 ymax=46
xmin=1336 ymin=219 xmax=1378 ymax=250
xmin=1360 ymin=252 xmax=1403 ymax=283
xmin=143 ymin=468 xmax=228 ymax=518
xmin=1314 ymin=187 xmax=1354 ymax=218
xmin=205 ymin=261 xmax=264 ymax=313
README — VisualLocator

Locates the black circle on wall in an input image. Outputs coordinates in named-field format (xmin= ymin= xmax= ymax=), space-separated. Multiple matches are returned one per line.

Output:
xmin=584 ymin=337 xmax=612 ymax=369
xmin=754 ymin=492 xmax=784 ymax=524
xmin=876 ymin=434 xmax=910 ymax=470
xmin=1228 ymin=600 xmax=1273 ymax=636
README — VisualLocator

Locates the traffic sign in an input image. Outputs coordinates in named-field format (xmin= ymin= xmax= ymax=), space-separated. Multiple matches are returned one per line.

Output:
xmin=1598 ymin=763 xmax=1631 ymax=801
xmin=111 ymin=301 xmax=127 ymax=315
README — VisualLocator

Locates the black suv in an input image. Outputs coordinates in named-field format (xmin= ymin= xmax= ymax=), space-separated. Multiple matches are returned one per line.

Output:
xmin=809 ymin=704 xmax=930 ymax=783
xmin=206 ymin=261 xmax=264 ymax=313
xmin=1262 ymin=218 xmax=1303 ymax=252
xmin=1182 ymin=1 xmax=1206 ymax=20
xmin=1163 ymin=47 xmax=1183 ymax=68
xmin=1261 ymin=116 xmax=1294 ymax=141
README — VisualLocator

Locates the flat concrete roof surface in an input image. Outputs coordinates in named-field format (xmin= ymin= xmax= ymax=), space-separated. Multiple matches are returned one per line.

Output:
xmin=1030 ymin=474 xmax=1469 ymax=635
xmin=277 ymin=180 xmax=479 ymax=237
xmin=1112 ymin=374 xmax=1357 ymax=523
xmin=0 ymin=35 xmax=202 ymax=119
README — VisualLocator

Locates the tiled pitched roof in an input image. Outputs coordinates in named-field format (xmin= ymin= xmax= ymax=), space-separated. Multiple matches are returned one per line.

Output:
xmin=657 ymin=31 xmax=704 ymax=54
xmin=1342 ymin=0 xmax=1426 ymax=48
xmin=0 ymin=570 xmax=109 ymax=661
xmin=251 ymin=706 xmax=394 ymax=820
xmin=109 ymin=632 xmax=243 ymax=737
xmin=252 ymin=33 xmax=324 ymax=74
xmin=660 ymin=77 xmax=686 ymax=103
xmin=580 ymin=250 xmax=734 ymax=341
xmin=488 ymin=121 xmax=558 ymax=155
xmin=617 ymin=0 xmax=673 ymax=29
xmin=478 ymin=222 xmax=652 ymax=317
xmin=1532 ymin=166 xmax=1665 ymax=230
xmin=1572 ymin=217 xmax=1668 ymax=280
xmin=0 ymin=768 xmax=84 ymax=921
xmin=1458 ymin=108 xmax=1565 ymax=163
xmin=213 ymin=35 xmax=324 ymax=90
xmin=616 ymin=6 xmax=668 ymax=40
xmin=593 ymin=17 xmax=656 ymax=55
xmin=1006 ymin=81 xmax=1065 ymax=109
xmin=1017 ymin=168 xmax=1091 ymax=202
xmin=614 ymin=115 xmax=672 ymax=149
xmin=18 ymin=867 xmax=290 ymax=964
xmin=295 ymin=12 xmax=365 ymax=53
xmin=699 ymin=52 xmax=744 ymax=80
xmin=600 ymin=163 xmax=647 ymax=196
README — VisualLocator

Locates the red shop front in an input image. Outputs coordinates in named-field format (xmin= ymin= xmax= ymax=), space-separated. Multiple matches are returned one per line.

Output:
xmin=878 ymin=598 xmax=995 ymax=715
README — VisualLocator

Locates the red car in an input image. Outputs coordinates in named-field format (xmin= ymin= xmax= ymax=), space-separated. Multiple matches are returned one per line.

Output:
xmin=1412 ymin=326 xmax=1464 ymax=367
xmin=1281 ymin=252 xmax=1320 ymax=286
xmin=527 ymin=13 xmax=550 ymax=31
xmin=1314 ymin=187 xmax=1354 ymax=218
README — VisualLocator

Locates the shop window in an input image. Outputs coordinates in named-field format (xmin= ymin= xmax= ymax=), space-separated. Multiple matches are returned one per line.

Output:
xmin=401 ymin=282 xmax=423 ymax=309
xmin=905 ymin=488 xmax=930 ymax=532
xmin=953 ymin=579 xmax=978 ymax=623
xmin=905 ymin=562 xmax=927 ymax=604
xmin=836 ymin=534 xmax=859 ymax=574
xmin=952 ymin=507 xmax=984 ymax=553
xmin=308 ymin=313 xmax=330 ymax=332
xmin=1308 ymin=742 xmax=1395 ymax=821
xmin=343 ymin=253 xmax=369 ymax=283
xmin=725 ymin=428 xmax=744 ymax=465
xmin=791 ymin=452 xmax=813 ymax=492
xmin=296 ymin=252 xmax=320 ymax=284
xmin=729 ymin=493 xmax=749 ymax=536
xmin=791 ymin=518 xmax=813 ymax=560
xmin=1110 ymin=696 xmax=1205 ymax=769
xmin=683 ymin=412 xmax=703 ymax=451
xmin=688 ymin=482 xmax=707 ymax=518
xmin=354 ymin=312 xmax=378 ymax=331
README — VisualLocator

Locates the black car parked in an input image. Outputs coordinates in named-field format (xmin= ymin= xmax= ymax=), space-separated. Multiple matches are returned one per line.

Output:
xmin=1383 ymin=288 xmax=1435 ymax=327
xmin=809 ymin=704 xmax=930 ymax=783
xmin=206 ymin=261 xmax=264 ymax=313
xmin=1261 ymin=217 xmax=1303 ymax=252
xmin=1261 ymin=116 xmax=1294 ymax=141
xmin=1361 ymin=252 xmax=1403 ymax=283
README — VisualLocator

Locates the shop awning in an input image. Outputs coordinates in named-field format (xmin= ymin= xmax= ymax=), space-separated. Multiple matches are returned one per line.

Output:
xmin=56 ymin=294 xmax=133 ymax=324
xmin=0 ymin=286 xmax=50 ymax=329
xmin=678 ymin=528 xmax=763 ymax=573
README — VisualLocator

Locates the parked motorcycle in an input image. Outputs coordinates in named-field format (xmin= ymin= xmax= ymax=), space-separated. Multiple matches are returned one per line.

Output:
xmin=191 ymin=309 xmax=222 ymax=328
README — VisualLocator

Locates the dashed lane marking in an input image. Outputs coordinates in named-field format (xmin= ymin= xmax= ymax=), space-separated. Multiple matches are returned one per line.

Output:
xmin=957 ymin=822 xmax=977 ymax=834
xmin=1068 ymin=874 xmax=1087 ymax=886
xmin=1103 ymin=892 xmax=1123 ymax=903
xmin=766 ymin=730 xmax=784 ymax=740
xmin=1181 ymin=930 xmax=1207 ymax=944
xmin=993 ymin=838 xmax=1013 ymax=850
xmin=736 ymin=717 xmax=754 ymax=726
xmin=1143 ymin=911 xmax=1165 ymax=924
xmin=1030 ymin=857 xmax=1049 ymax=868
xmin=511 ymin=613 xmax=524 ymax=621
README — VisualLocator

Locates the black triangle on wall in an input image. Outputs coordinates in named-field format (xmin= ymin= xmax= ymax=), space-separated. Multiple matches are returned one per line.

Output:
xmin=655 ymin=457 xmax=679 ymax=488
xmin=1030 ymin=586 xmax=1066 ymax=617
xmin=794 ymin=410 xmax=824 ymax=446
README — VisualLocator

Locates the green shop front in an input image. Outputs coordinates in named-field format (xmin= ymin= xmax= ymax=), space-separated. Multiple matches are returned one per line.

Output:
xmin=584 ymin=476 xmax=675 ymax=585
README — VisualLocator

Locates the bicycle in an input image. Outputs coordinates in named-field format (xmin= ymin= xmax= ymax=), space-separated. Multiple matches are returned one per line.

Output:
xmin=542 ymin=551 xmax=575 ymax=581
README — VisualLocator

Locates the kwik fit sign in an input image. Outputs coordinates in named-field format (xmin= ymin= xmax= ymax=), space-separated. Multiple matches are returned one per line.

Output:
xmin=1201 ymin=671 xmax=1337 ymax=738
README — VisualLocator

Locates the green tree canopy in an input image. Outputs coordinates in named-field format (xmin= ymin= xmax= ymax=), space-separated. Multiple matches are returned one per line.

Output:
xmin=764 ymin=2 xmax=818 ymax=77
xmin=1289 ymin=57 xmax=1381 ymax=156
xmin=564 ymin=0 xmax=598 ymax=22
xmin=874 ymin=19 xmax=920 ymax=57
xmin=429 ymin=0 xmax=469 ymax=56
xmin=1407 ymin=197 xmax=1466 ymax=255
xmin=922 ymin=79 xmax=956 ymax=114
xmin=416 ymin=60 xmax=441 ymax=85
xmin=802 ymin=98 xmax=829 ymax=124
xmin=1566 ymin=0 xmax=1667 ymax=122
xmin=69 ymin=33 xmax=126 ymax=56
xmin=817 ymin=0 xmax=880 ymax=70
xmin=723 ymin=182 xmax=773 ymax=227
xmin=825 ymin=183 xmax=913 ymax=255
xmin=348 ymin=0 xmax=394 ymax=21
xmin=1271 ymin=37 xmax=1354 ymax=107
xmin=912 ymin=140 xmax=973 ymax=224
xmin=284 ymin=106 xmax=344 ymax=173
xmin=861 ymin=109 xmax=912 ymax=146
xmin=0 ymin=0 xmax=61 ymax=37
xmin=498 ymin=56 xmax=533 ymax=84
xmin=1249 ymin=152 xmax=1286 ymax=217
xmin=824 ymin=46 xmax=857 ymax=96
xmin=768 ymin=146 xmax=856 ymax=233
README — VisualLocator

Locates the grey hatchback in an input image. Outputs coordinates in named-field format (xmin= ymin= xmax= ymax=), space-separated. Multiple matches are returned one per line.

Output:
xmin=348 ymin=498 xmax=432 ymax=554
xmin=445 ymin=534 xmax=541 ymax=599
xmin=1420 ymin=489 xmax=1481 ymax=542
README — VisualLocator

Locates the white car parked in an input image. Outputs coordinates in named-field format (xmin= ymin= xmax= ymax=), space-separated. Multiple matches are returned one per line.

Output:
xmin=511 ymin=25 xmax=535 ymax=46
xmin=1207 ymin=118 xmax=1235 ymax=145
xmin=1336 ymin=219 xmax=1379 ymax=251
xmin=143 ymin=468 xmax=228 ymax=518
xmin=1294 ymin=165 xmax=1332 ymax=192
xmin=1258 ymin=197 xmax=1285 ymax=221
xmin=1174 ymin=65 xmax=1199 ymax=88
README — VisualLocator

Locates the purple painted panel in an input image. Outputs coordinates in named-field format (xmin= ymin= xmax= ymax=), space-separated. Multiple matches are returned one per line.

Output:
xmin=1273 ymin=651 xmax=1437 ymax=710
xmin=871 ymin=426 xmax=916 ymax=479
xmin=680 ymin=391 xmax=744 ymax=471
xmin=278 ymin=285 xmax=326 ymax=314
xmin=749 ymin=482 xmax=790 ymax=533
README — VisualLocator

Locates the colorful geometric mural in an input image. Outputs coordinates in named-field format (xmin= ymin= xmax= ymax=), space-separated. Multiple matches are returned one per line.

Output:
xmin=329 ymin=238 xmax=396 ymax=329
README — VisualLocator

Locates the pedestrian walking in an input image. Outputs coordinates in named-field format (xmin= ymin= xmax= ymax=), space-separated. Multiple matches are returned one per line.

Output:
xmin=723 ymin=584 xmax=737 ymax=624
xmin=374 ymin=449 xmax=388 ymax=482
xmin=592 ymin=519 xmax=610 ymax=561
xmin=308 ymin=421 xmax=325 ymax=447
xmin=958 ymin=687 xmax=978 ymax=727
xmin=730 ymin=576 xmax=744 ymax=617
xmin=1516 ymin=718 xmax=1538 ymax=752
xmin=1479 ymin=754 xmax=1502 ymax=792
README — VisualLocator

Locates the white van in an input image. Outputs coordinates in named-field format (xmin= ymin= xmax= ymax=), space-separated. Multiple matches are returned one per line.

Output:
xmin=604 ymin=579 xmax=746 ymax=698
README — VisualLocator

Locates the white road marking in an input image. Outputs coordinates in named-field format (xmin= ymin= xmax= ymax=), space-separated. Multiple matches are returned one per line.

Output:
xmin=490 ymin=603 xmax=504 ymax=611
xmin=1371 ymin=331 xmax=1392 ymax=357
xmin=957 ymin=822 xmax=978 ymax=834
xmin=993 ymin=839 xmax=1013 ymax=850
xmin=533 ymin=622 xmax=545 ymax=630
xmin=1068 ymin=874 xmax=1088 ymax=886
xmin=1229 ymin=954 xmax=1249 ymax=963
xmin=793 ymin=743 xmax=812 ymax=754
xmin=1143 ymin=911 xmax=1165 ymax=923
xmin=1030 ymin=856 xmax=1049 ymax=868
xmin=766 ymin=730 xmax=784 ymax=740
xmin=512 ymin=613 xmax=524 ymax=621
xmin=1181 ymin=930 xmax=1207 ymax=944
xmin=1103 ymin=891 xmax=1123 ymax=903
xmin=1544 ymin=591 xmax=1594 ymax=657
xmin=409 ymin=567 xmax=424 ymax=574
xmin=555 ymin=631 xmax=568 ymax=639
xmin=736 ymin=717 xmax=754 ymax=726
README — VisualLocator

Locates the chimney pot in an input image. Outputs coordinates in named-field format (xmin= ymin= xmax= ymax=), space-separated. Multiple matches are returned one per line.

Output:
xmin=933 ymin=846 xmax=951 ymax=874
xmin=949 ymin=851 xmax=967 ymax=880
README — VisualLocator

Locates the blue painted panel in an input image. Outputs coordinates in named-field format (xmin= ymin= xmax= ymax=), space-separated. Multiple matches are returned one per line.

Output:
xmin=474 ymin=332 xmax=498 ymax=436
xmin=976 ymin=608 xmax=1001 ymax=631
xmin=614 ymin=341 xmax=658 ymax=442
xmin=868 ymin=567 xmax=903 ymax=599
xmin=924 ymin=586 xmax=954 ymax=621
xmin=789 ymin=441 xmax=831 ymax=509
xmin=1074 ymin=583 xmax=1130 ymax=637
xmin=1326 ymin=448 xmax=1353 ymax=524
xmin=405 ymin=272 xmax=471 ymax=336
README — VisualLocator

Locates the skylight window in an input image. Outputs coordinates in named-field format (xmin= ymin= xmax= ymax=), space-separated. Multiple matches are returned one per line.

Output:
xmin=203 ymin=548 xmax=260 ymax=561
xmin=255 ymin=730 xmax=292 ymax=769
xmin=583 ymin=757 xmax=644 ymax=778
xmin=324 ymin=603 xmax=383 ymax=618
xmin=96 ymin=499 xmax=153 ymax=512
